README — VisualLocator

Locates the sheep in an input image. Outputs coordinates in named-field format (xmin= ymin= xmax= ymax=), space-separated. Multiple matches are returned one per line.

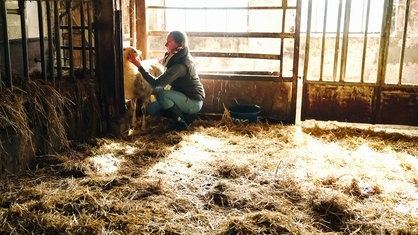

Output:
xmin=122 ymin=46 xmax=163 ymax=133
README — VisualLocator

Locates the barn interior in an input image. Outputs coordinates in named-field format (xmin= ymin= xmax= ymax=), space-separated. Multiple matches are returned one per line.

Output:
xmin=0 ymin=0 xmax=417 ymax=234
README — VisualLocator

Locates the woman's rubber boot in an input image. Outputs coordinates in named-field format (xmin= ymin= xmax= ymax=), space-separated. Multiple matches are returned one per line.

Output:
xmin=166 ymin=105 xmax=189 ymax=131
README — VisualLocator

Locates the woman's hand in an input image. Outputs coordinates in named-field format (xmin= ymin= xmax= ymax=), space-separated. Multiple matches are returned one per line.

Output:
xmin=128 ymin=55 xmax=142 ymax=68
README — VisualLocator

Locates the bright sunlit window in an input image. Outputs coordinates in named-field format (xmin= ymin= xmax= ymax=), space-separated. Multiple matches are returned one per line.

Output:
xmin=301 ymin=0 xmax=384 ymax=34
xmin=145 ymin=0 xmax=298 ymax=79
xmin=165 ymin=0 xmax=248 ymax=32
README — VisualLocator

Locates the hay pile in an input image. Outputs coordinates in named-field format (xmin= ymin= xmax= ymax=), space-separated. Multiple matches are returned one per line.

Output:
xmin=0 ymin=114 xmax=417 ymax=234
xmin=0 ymin=73 xmax=102 ymax=175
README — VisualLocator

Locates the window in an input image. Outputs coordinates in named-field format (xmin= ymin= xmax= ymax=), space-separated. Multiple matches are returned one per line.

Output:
xmin=165 ymin=0 xmax=248 ymax=32
xmin=146 ymin=0 xmax=300 ymax=80
xmin=301 ymin=0 xmax=384 ymax=34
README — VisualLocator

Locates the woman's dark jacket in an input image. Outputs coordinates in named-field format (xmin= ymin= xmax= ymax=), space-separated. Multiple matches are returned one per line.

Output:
xmin=138 ymin=47 xmax=205 ymax=101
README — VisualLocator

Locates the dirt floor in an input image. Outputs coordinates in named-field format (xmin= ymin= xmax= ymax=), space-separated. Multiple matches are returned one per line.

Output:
xmin=0 ymin=117 xmax=417 ymax=234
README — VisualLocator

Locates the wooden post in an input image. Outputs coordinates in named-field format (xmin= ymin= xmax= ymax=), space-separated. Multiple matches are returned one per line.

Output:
xmin=95 ymin=0 xmax=124 ymax=122
xmin=135 ymin=0 xmax=147 ymax=58
xmin=129 ymin=0 xmax=135 ymax=46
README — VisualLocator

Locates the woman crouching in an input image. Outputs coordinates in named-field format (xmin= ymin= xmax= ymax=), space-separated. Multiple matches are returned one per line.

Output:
xmin=128 ymin=30 xmax=205 ymax=131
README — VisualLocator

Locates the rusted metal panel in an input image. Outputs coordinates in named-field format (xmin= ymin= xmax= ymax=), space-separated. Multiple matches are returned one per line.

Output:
xmin=201 ymin=79 xmax=293 ymax=122
xmin=377 ymin=88 xmax=418 ymax=125
xmin=304 ymin=84 xmax=373 ymax=123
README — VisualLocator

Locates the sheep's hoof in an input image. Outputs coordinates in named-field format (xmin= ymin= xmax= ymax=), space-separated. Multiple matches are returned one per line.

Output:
xmin=128 ymin=128 xmax=142 ymax=136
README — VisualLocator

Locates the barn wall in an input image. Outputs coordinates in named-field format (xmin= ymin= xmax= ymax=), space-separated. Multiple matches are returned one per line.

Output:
xmin=201 ymin=79 xmax=293 ymax=122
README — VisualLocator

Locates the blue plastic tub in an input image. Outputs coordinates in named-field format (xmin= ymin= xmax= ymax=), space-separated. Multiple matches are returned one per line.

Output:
xmin=228 ymin=105 xmax=261 ymax=123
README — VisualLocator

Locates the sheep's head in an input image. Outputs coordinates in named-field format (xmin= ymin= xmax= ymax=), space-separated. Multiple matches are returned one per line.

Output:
xmin=123 ymin=46 xmax=142 ymax=61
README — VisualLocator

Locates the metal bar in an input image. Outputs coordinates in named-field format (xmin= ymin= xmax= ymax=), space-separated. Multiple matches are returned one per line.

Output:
xmin=302 ymin=0 xmax=312 ymax=83
xmin=115 ymin=9 xmax=125 ymax=115
xmin=360 ymin=0 xmax=371 ymax=83
xmin=333 ymin=0 xmax=343 ymax=81
xmin=191 ymin=52 xmax=280 ymax=60
xmin=290 ymin=0 xmax=302 ymax=123
xmin=199 ymin=73 xmax=293 ymax=82
xmin=37 ymin=0 xmax=47 ymax=81
xmin=294 ymin=79 xmax=418 ymax=89
xmin=147 ymin=6 xmax=297 ymax=10
xmin=87 ymin=1 xmax=94 ymax=74
xmin=301 ymin=0 xmax=313 ymax=122
xmin=339 ymin=0 xmax=351 ymax=82
xmin=304 ymin=80 xmax=378 ymax=87
xmin=148 ymin=31 xmax=295 ymax=39
xmin=46 ymin=0 xmax=54 ymax=82
xmin=66 ymin=0 xmax=74 ymax=78
xmin=54 ymin=0 xmax=62 ymax=80
xmin=1 ymin=1 xmax=12 ymax=88
xmin=280 ymin=1 xmax=286 ymax=79
xmin=6 ymin=8 xmax=19 ymax=15
xmin=60 ymin=25 xmax=88 ymax=30
xmin=18 ymin=1 xmax=29 ymax=80
xmin=373 ymin=0 xmax=394 ymax=124
xmin=198 ymin=71 xmax=280 ymax=76
xmin=80 ymin=2 xmax=87 ymax=75
xmin=376 ymin=0 xmax=393 ymax=86
xmin=319 ymin=0 xmax=328 ymax=82
xmin=398 ymin=0 xmax=410 ymax=85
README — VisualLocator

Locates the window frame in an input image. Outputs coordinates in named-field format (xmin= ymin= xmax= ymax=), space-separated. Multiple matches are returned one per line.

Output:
xmin=145 ymin=2 xmax=301 ymax=82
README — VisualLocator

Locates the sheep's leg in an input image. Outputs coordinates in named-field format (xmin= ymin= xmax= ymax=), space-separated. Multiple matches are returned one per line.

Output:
xmin=131 ymin=98 xmax=138 ymax=129
xmin=140 ymin=102 xmax=147 ymax=131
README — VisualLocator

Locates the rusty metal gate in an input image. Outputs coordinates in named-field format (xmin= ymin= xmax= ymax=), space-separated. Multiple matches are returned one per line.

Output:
xmin=0 ymin=0 xmax=124 ymax=126
xmin=301 ymin=0 xmax=418 ymax=126
xmin=0 ymin=0 xmax=95 ymax=86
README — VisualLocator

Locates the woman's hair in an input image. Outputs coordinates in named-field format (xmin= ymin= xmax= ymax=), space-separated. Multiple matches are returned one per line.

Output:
xmin=169 ymin=31 xmax=188 ymax=48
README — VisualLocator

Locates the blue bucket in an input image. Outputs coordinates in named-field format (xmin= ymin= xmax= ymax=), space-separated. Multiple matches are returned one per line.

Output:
xmin=228 ymin=105 xmax=261 ymax=123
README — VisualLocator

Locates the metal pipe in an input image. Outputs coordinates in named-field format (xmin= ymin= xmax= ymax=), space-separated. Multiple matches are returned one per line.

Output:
xmin=18 ymin=1 xmax=30 ymax=80
xmin=46 ymin=0 xmax=54 ymax=82
xmin=290 ymin=0 xmax=302 ymax=123
xmin=320 ymin=0 xmax=328 ymax=81
xmin=280 ymin=0 xmax=287 ymax=78
xmin=302 ymin=0 xmax=312 ymax=82
xmin=376 ymin=0 xmax=394 ymax=86
xmin=339 ymin=0 xmax=352 ymax=82
xmin=1 ymin=1 xmax=12 ymax=88
xmin=66 ymin=0 xmax=74 ymax=78
xmin=87 ymin=1 xmax=94 ymax=74
xmin=360 ymin=0 xmax=371 ymax=83
xmin=373 ymin=0 xmax=394 ymax=124
xmin=398 ymin=0 xmax=410 ymax=85
xmin=80 ymin=2 xmax=87 ymax=75
xmin=37 ymin=0 xmax=47 ymax=81
xmin=301 ymin=0 xmax=313 ymax=122
xmin=333 ymin=0 xmax=343 ymax=81
xmin=54 ymin=0 xmax=62 ymax=80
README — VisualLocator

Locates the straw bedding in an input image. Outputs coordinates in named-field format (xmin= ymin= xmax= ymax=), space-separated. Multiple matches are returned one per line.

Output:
xmin=1 ymin=109 xmax=417 ymax=234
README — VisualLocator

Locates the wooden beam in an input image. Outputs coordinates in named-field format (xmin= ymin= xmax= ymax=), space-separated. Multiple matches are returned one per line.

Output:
xmin=135 ymin=0 xmax=147 ymax=58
